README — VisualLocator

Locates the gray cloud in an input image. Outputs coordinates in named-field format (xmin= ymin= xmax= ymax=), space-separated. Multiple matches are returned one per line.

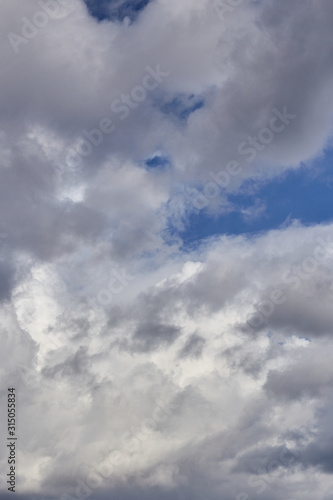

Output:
xmin=131 ymin=322 xmax=181 ymax=352
xmin=178 ymin=333 xmax=205 ymax=359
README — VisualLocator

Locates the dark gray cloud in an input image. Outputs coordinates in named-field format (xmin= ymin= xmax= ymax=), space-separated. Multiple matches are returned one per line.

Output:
xmin=178 ymin=333 xmax=205 ymax=359
xmin=264 ymin=350 xmax=333 ymax=401
xmin=131 ymin=322 xmax=181 ymax=352
xmin=0 ymin=260 xmax=15 ymax=302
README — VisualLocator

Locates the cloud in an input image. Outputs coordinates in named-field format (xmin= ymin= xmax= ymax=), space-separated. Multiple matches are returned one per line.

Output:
xmin=1 ymin=222 xmax=332 ymax=499
xmin=178 ymin=333 xmax=206 ymax=359
xmin=1 ymin=1 xmax=333 ymax=499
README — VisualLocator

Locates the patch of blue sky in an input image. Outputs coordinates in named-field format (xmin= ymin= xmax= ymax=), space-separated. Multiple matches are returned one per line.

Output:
xmin=160 ymin=94 xmax=205 ymax=121
xmin=84 ymin=0 xmax=152 ymax=22
xmin=172 ymin=147 xmax=333 ymax=249
xmin=145 ymin=155 xmax=170 ymax=170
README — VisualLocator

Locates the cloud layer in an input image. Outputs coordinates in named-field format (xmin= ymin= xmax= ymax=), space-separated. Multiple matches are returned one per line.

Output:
xmin=0 ymin=1 xmax=333 ymax=499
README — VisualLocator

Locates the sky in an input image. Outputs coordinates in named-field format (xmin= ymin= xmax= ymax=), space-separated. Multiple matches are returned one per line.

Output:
xmin=1 ymin=0 xmax=333 ymax=499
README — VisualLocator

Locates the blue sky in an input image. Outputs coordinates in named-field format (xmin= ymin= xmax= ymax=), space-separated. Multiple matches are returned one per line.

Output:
xmin=176 ymin=148 xmax=333 ymax=247
xmin=84 ymin=0 xmax=152 ymax=22
xmin=82 ymin=0 xmax=333 ymax=251
xmin=82 ymin=1 xmax=333 ymax=251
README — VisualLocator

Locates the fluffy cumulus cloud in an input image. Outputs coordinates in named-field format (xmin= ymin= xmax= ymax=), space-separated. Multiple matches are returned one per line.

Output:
xmin=0 ymin=0 xmax=333 ymax=499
